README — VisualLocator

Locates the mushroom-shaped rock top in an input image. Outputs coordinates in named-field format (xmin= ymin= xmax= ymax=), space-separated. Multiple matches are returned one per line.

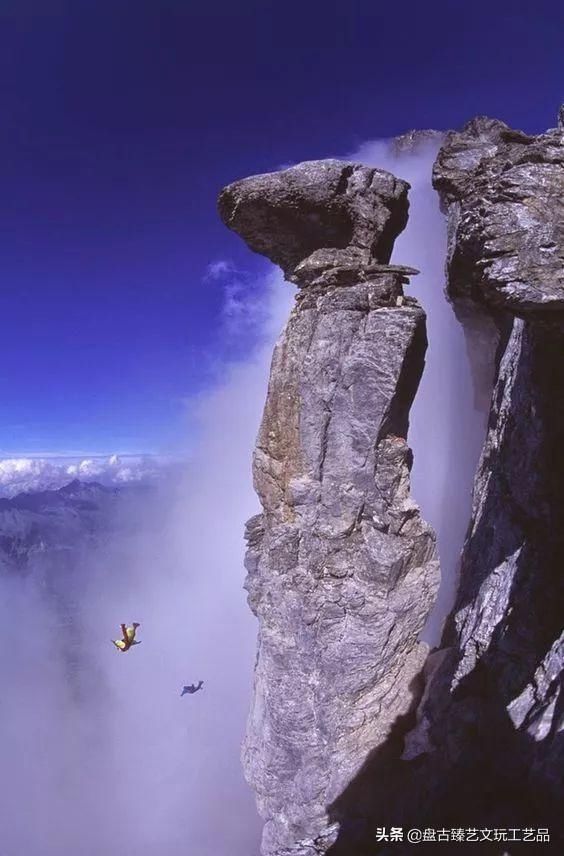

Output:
xmin=218 ymin=159 xmax=409 ymax=280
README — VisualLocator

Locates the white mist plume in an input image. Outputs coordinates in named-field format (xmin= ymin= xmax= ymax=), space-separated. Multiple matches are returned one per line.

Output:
xmin=0 ymin=271 xmax=293 ymax=855
xmin=349 ymin=137 xmax=489 ymax=642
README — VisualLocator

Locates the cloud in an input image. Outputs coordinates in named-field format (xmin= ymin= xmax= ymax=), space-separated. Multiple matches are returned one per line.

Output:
xmin=204 ymin=258 xmax=278 ymax=342
xmin=220 ymin=277 xmax=271 ymax=336
xmin=0 ymin=454 xmax=171 ymax=497
xmin=204 ymin=259 xmax=239 ymax=280
xmin=0 ymin=266 xmax=294 ymax=855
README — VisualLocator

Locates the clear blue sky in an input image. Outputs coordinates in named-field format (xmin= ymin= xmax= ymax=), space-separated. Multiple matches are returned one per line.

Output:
xmin=1 ymin=0 xmax=562 ymax=455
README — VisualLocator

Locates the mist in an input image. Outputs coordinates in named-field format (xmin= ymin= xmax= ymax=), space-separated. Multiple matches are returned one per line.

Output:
xmin=0 ymin=140 xmax=491 ymax=855
xmin=0 ymin=273 xmax=293 ymax=856
xmin=351 ymin=138 xmax=491 ymax=642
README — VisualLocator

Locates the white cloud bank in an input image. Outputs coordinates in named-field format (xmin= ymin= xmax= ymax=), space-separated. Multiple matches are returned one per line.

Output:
xmin=0 ymin=454 xmax=170 ymax=497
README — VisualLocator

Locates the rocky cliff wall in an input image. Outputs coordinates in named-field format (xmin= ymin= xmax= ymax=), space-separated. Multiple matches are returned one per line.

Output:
xmin=408 ymin=112 xmax=564 ymax=840
xmin=334 ymin=112 xmax=564 ymax=855
xmin=218 ymin=115 xmax=564 ymax=854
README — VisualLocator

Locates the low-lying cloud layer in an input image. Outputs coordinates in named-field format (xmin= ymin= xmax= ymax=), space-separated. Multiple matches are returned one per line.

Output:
xmin=0 ymin=454 xmax=171 ymax=497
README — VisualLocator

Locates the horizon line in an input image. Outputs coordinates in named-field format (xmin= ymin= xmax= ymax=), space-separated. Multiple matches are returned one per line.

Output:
xmin=0 ymin=452 xmax=187 ymax=461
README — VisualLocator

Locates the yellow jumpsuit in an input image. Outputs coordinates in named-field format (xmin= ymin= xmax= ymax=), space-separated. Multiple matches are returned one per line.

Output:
xmin=112 ymin=622 xmax=141 ymax=651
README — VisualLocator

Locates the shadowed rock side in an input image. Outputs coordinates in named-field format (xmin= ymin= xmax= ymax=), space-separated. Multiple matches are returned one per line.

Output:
xmin=427 ymin=112 xmax=564 ymax=827
xmin=325 ymin=114 xmax=564 ymax=856
xmin=219 ymin=159 xmax=409 ymax=281
xmin=219 ymin=160 xmax=439 ymax=855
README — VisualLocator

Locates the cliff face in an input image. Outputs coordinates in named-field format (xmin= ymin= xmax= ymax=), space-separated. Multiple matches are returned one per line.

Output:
xmin=409 ymin=114 xmax=564 ymax=823
xmin=218 ymin=117 xmax=563 ymax=854
xmin=433 ymin=116 xmax=564 ymax=314
xmin=363 ymin=114 xmax=564 ymax=853
xmin=219 ymin=161 xmax=439 ymax=854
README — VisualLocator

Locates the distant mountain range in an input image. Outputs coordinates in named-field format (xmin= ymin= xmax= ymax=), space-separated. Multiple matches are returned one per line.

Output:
xmin=0 ymin=454 xmax=174 ymax=498
xmin=0 ymin=479 xmax=151 ymax=578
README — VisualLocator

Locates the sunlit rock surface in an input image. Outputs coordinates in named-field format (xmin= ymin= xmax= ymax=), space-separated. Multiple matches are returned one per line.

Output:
xmin=434 ymin=115 xmax=564 ymax=314
xmin=219 ymin=160 xmax=439 ymax=854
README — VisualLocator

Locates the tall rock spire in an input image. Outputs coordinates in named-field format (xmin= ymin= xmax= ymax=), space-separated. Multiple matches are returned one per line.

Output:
xmin=219 ymin=159 xmax=438 ymax=855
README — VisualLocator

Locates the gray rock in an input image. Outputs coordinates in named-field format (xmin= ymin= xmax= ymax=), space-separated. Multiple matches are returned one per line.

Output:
xmin=218 ymin=160 xmax=409 ymax=280
xmin=507 ymin=631 xmax=564 ymax=740
xmin=219 ymin=159 xmax=438 ymax=854
xmin=219 ymin=115 xmax=564 ymax=852
xmin=433 ymin=115 xmax=564 ymax=314
xmin=394 ymin=113 xmax=564 ymax=844
xmin=319 ymin=113 xmax=564 ymax=855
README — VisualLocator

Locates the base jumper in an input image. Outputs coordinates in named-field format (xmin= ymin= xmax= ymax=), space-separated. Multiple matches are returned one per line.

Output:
xmin=112 ymin=622 xmax=141 ymax=652
xmin=181 ymin=680 xmax=204 ymax=696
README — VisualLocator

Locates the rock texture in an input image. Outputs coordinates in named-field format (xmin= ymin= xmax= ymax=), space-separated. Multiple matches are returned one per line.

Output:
xmin=431 ymin=110 xmax=564 ymax=777
xmin=219 ymin=160 xmax=439 ymax=854
xmin=433 ymin=115 xmax=564 ymax=314
xmin=338 ymin=112 xmax=564 ymax=855
xmin=219 ymin=160 xmax=409 ymax=281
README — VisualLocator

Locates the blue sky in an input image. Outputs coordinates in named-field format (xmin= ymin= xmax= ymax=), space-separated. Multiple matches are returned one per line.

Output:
xmin=1 ymin=0 xmax=562 ymax=456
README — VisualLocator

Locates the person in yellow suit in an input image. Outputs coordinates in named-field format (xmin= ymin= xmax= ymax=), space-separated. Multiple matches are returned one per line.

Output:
xmin=112 ymin=622 xmax=141 ymax=652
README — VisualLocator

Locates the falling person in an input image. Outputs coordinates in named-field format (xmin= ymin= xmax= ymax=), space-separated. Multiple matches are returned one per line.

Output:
xmin=181 ymin=680 xmax=204 ymax=696
xmin=112 ymin=622 xmax=142 ymax=652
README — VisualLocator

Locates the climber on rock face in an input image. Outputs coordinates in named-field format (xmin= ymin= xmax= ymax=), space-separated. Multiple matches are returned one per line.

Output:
xmin=112 ymin=622 xmax=141 ymax=652
xmin=181 ymin=680 xmax=204 ymax=696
